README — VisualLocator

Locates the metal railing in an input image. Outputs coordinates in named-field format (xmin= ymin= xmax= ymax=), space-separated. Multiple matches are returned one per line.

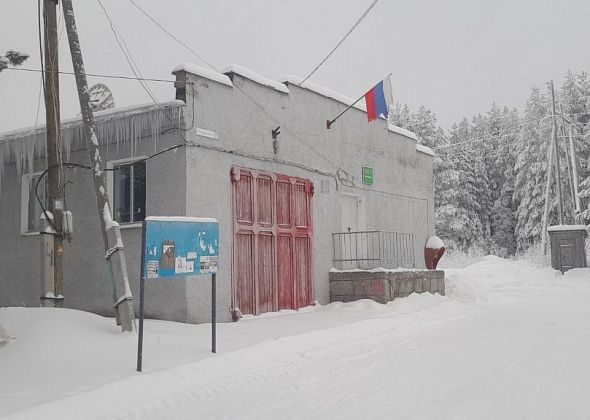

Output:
xmin=332 ymin=230 xmax=415 ymax=270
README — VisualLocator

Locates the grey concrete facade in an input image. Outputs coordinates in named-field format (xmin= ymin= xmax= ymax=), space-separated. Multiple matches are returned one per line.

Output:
xmin=0 ymin=63 xmax=435 ymax=324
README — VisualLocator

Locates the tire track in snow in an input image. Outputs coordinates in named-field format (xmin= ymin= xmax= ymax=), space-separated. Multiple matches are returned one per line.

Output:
xmin=101 ymin=311 xmax=445 ymax=420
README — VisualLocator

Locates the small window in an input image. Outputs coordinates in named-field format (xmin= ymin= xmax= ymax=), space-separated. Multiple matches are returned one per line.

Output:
xmin=111 ymin=160 xmax=146 ymax=224
xmin=21 ymin=172 xmax=47 ymax=233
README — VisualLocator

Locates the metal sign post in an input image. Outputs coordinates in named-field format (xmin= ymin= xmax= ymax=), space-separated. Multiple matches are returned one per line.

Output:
xmin=137 ymin=216 xmax=219 ymax=372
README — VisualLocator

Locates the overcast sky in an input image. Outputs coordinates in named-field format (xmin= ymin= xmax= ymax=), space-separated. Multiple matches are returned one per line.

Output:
xmin=2 ymin=0 xmax=590 ymax=132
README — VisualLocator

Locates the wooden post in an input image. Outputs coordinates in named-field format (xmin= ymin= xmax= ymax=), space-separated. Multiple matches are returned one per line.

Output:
xmin=541 ymin=126 xmax=554 ymax=255
xmin=43 ymin=0 xmax=64 ymax=307
xmin=558 ymin=105 xmax=576 ymax=215
xmin=549 ymin=81 xmax=564 ymax=225
xmin=61 ymin=0 xmax=135 ymax=332
xmin=568 ymin=125 xmax=582 ymax=214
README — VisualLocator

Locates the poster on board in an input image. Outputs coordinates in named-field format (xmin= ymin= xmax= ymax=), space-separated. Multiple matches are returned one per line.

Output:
xmin=142 ymin=216 xmax=219 ymax=279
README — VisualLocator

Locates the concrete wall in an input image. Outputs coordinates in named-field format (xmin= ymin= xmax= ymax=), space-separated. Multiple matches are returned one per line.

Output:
xmin=329 ymin=270 xmax=445 ymax=304
xmin=0 ymin=121 xmax=187 ymax=321
xmin=178 ymin=68 xmax=435 ymax=321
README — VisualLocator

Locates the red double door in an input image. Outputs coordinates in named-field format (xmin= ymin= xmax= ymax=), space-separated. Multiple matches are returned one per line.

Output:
xmin=231 ymin=167 xmax=314 ymax=315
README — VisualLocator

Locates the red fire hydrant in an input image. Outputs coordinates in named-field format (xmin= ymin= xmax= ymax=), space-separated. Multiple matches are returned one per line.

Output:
xmin=425 ymin=236 xmax=445 ymax=269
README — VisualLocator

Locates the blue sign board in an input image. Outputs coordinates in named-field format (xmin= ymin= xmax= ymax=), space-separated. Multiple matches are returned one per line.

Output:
xmin=142 ymin=217 xmax=219 ymax=279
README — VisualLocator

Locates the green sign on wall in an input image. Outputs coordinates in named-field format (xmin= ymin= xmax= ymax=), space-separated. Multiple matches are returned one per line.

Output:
xmin=362 ymin=166 xmax=374 ymax=185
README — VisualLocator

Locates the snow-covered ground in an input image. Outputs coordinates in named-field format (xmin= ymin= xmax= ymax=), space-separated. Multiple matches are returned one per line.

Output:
xmin=2 ymin=257 xmax=590 ymax=419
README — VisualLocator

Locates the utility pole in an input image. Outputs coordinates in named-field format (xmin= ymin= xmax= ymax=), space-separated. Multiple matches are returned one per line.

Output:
xmin=549 ymin=81 xmax=564 ymax=225
xmin=61 ymin=0 xmax=135 ymax=332
xmin=568 ymin=124 xmax=582 ymax=214
xmin=42 ymin=0 xmax=64 ymax=308
xmin=558 ymin=104 xmax=576 ymax=215
xmin=541 ymin=127 xmax=555 ymax=254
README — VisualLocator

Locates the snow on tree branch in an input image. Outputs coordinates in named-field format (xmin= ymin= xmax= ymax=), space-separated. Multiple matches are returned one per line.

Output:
xmin=0 ymin=50 xmax=29 ymax=73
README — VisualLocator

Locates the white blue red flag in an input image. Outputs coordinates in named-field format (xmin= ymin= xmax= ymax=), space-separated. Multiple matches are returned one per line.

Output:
xmin=364 ymin=76 xmax=393 ymax=122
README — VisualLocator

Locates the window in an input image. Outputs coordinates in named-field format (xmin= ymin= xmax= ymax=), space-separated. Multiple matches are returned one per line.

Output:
xmin=21 ymin=172 xmax=47 ymax=234
xmin=109 ymin=158 xmax=146 ymax=224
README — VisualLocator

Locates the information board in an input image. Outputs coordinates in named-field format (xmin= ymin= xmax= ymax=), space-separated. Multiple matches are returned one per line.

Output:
xmin=138 ymin=216 xmax=219 ymax=371
xmin=143 ymin=216 xmax=219 ymax=279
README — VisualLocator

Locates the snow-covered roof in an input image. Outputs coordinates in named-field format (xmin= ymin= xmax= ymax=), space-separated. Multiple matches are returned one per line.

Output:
xmin=416 ymin=143 xmax=435 ymax=156
xmin=0 ymin=101 xmax=185 ymax=196
xmin=547 ymin=225 xmax=588 ymax=232
xmin=387 ymin=123 xmax=419 ymax=142
xmin=282 ymin=75 xmax=420 ymax=144
xmin=281 ymin=74 xmax=367 ymax=112
xmin=0 ymin=100 xmax=185 ymax=141
xmin=222 ymin=64 xmax=289 ymax=94
xmin=172 ymin=64 xmax=424 ymax=146
xmin=172 ymin=63 xmax=233 ymax=87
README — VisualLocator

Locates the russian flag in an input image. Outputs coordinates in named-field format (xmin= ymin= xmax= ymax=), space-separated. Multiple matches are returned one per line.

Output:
xmin=364 ymin=76 xmax=393 ymax=122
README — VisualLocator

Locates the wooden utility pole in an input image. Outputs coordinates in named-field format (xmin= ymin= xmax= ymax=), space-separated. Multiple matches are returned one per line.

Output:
xmin=568 ymin=125 xmax=582 ymax=214
xmin=61 ymin=0 xmax=135 ymax=332
xmin=558 ymin=105 xmax=576 ymax=214
xmin=42 ymin=0 xmax=64 ymax=307
xmin=541 ymin=126 xmax=555 ymax=254
xmin=549 ymin=81 xmax=564 ymax=225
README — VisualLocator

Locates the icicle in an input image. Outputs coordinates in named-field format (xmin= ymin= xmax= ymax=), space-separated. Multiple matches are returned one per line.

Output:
xmin=0 ymin=102 xmax=185 ymax=200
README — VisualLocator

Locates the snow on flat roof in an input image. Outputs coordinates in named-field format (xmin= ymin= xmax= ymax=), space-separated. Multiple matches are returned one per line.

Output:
xmin=145 ymin=216 xmax=218 ymax=223
xmin=172 ymin=65 xmax=423 ymax=145
xmin=416 ymin=143 xmax=435 ymax=156
xmin=0 ymin=100 xmax=185 ymax=140
xmin=172 ymin=63 xmax=233 ymax=87
xmin=222 ymin=64 xmax=289 ymax=94
xmin=387 ymin=123 xmax=419 ymax=142
xmin=281 ymin=75 xmax=421 ymax=143
xmin=281 ymin=74 xmax=367 ymax=112
xmin=547 ymin=225 xmax=588 ymax=232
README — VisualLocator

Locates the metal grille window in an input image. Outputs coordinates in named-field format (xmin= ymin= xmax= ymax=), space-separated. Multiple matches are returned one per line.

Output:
xmin=112 ymin=161 xmax=146 ymax=223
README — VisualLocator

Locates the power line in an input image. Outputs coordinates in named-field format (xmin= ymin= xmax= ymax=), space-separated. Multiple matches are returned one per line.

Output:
xmin=96 ymin=0 xmax=195 ymax=138
xmin=299 ymin=0 xmax=381 ymax=86
xmin=123 ymin=0 xmax=340 ymax=167
xmin=97 ymin=0 xmax=160 ymax=110
xmin=4 ymin=66 xmax=184 ymax=84
xmin=125 ymin=0 xmax=217 ymax=71
xmin=101 ymin=0 xmax=336 ymax=171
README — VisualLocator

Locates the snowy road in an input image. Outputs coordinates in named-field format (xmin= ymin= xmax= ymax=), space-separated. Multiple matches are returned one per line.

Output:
xmin=2 ymin=258 xmax=590 ymax=419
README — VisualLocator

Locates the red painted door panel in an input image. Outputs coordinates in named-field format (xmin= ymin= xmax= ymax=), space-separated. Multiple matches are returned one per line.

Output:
xmin=231 ymin=167 xmax=313 ymax=315
xmin=257 ymin=233 xmax=274 ymax=313
xmin=277 ymin=235 xmax=294 ymax=310
xmin=235 ymin=233 xmax=254 ymax=315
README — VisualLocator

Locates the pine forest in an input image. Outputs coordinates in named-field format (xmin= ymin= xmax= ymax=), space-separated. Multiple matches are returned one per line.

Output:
xmin=390 ymin=71 xmax=590 ymax=255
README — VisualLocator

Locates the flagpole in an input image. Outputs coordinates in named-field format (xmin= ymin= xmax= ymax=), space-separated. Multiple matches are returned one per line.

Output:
xmin=326 ymin=92 xmax=366 ymax=129
xmin=326 ymin=73 xmax=392 ymax=130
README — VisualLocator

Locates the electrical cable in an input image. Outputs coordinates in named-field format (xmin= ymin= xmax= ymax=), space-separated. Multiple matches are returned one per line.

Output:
xmin=97 ymin=0 xmax=195 ymax=138
xmin=299 ymin=0 xmax=381 ymax=85
xmin=123 ymin=0 xmax=339 ymax=167
xmin=4 ymin=67 xmax=185 ymax=84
